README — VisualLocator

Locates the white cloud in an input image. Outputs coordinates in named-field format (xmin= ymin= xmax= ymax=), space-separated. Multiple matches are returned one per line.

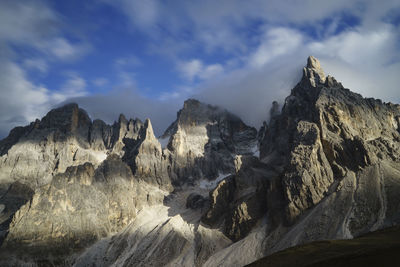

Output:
xmin=249 ymin=27 xmax=304 ymax=68
xmin=308 ymin=24 xmax=400 ymax=102
xmin=309 ymin=24 xmax=398 ymax=67
xmin=0 ymin=0 xmax=92 ymax=137
xmin=0 ymin=1 xmax=58 ymax=43
xmin=194 ymin=47 xmax=304 ymax=128
xmin=0 ymin=59 xmax=51 ymax=137
xmin=102 ymin=0 xmax=159 ymax=29
xmin=177 ymin=59 xmax=203 ymax=81
xmin=0 ymin=55 xmax=93 ymax=137
xmin=177 ymin=59 xmax=224 ymax=81
xmin=102 ymin=0 xmax=374 ymax=55
xmin=1 ymin=0 xmax=399 ymax=139
xmin=23 ymin=58 xmax=48 ymax=73
xmin=92 ymin=78 xmax=109 ymax=87
xmin=191 ymin=22 xmax=400 ymax=128
xmin=68 ymin=88 xmax=180 ymax=137
xmin=52 ymin=74 xmax=87 ymax=103
xmin=158 ymin=85 xmax=195 ymax=101
xmin=0 ymin=0 xmax=90 ymax=63
xmin=200 ymin=64 xmax=224 ymax=80
xmin=41 ymin=38 xmax=91 ymax=61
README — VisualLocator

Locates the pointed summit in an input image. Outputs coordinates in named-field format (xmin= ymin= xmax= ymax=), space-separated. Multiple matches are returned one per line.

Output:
xmin=307 ymin=55 xmax=322 ymax=70
xmin=183 ymin=98 xmax=201 ymax=109
xmin=118 ymin=114 xmax=128 ymax=124
xmin=143 ymin=118 xmax=156 ymax=140
xmin=39 ymin=103 xmax=91 ymax=132
xmin=302 ymin=56 xmax=326 ymax=87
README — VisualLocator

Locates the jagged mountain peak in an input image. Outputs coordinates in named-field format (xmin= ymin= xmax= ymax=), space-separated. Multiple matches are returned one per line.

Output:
xmin=156 ymin=98 xmax=258 ymax=184
xmin=39 ymin=102 xmax=91 ymax=132
xmin=163 ymin=99 xmax=223 ymax=137
xmin=306 ymin=55 xmax=323 ymax=70
xmin=162 ymin=98 xmax=256 ymax=146
xmin=301 ymin=56 xmax=344 ymax=89
xmin=183 ymin=98 xmax=202 ymax=108
xmin=174 ymin=98 xmax=244 ymax=130
xmin=141 ymin=118 xmax=156 ymax=140
xmin=302 ymin=55 xmax=326 ymax=87
xmin=118 ymin=113 xmax=128 ymax=124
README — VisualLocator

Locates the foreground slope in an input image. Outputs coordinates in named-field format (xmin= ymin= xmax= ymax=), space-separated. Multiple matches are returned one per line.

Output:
xmin=247 ymin=226 xmax=400 ymax=267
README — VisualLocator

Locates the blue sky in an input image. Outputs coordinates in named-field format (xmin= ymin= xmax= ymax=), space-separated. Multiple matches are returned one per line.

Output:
xmin=0 ymin=0 xmax=399 ymax=137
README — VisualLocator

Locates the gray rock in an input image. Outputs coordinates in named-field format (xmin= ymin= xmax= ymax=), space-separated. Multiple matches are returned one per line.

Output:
xmin=123 ymin=119 xmax=172 ymax=191
xmin=0 ymin=155 xmax=166 ymax=264
xmin=186 ymin=193 xmax=208 ymax=209
xmin=161 ymin=98 xmax=258 ymax=185
xmin=260 ymin=56 xmax=400 ymax=230
xmin=202 ymin=156 xmax=271 ymax=241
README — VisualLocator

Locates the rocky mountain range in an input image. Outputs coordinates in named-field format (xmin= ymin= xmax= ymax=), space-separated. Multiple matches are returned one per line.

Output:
xmin=0 ymin=56 xmax=399 ymax=266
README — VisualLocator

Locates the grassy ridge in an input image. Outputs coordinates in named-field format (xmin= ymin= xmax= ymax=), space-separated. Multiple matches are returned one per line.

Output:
xmin=246 ymin=226 xmax=400 ymax=267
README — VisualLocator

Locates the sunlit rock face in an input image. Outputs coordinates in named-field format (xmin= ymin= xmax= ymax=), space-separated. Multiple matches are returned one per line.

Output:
xmin=0 ymin=104 xmax=103 ymax=188
xmin=161 ymin=98 xmax=258 ymax=185
xmin=0 ymin=95 xmax=258 ymax=265
xmin=259 ymin=56 xmax=400 ymax=231
xmin=0 ymin=57 xmax=400 ymax=266
xmin=123 ymin=118 xmax=172 ymax=191
xmin=1 ymin=156 xmax=167 ymax=265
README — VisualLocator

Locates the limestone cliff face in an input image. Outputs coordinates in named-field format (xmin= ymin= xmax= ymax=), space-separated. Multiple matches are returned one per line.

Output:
xmin=0 ymin=104 xmax=160 ymax=189
xmin=123 ymin=119 xmax=172 ymax=190
xmin=161 ymin=99 xmax=258 ymax=185
xmin=195 ymin=56 xmax=400 ymax=266
xmin=261 ymin=57 xmax=400 ymax=234
xmin=0 ymin=98 xmax=259 ymax=265
xmin=0 ymin=103 xmax=104 ymax=188
xmin=258 ymin=56 xmax=400 ymax=239
xmin=201 ymin=155 xmax=273 ymax=241
xmin=0 ymin=103 xmax=171 ymax=264
xmin=1 ymin=155 xmax=166 ymax=265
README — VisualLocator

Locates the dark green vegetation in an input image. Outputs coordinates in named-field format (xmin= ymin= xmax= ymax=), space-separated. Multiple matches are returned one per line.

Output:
xmin=247 ymin=226 xmax=400 ymax=267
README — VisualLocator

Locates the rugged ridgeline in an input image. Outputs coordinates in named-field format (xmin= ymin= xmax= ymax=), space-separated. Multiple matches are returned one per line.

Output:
xmin=0 ymin=96 xmax=258 ymax=265
xmin=0 ymin=56 xmax=399 ymax=266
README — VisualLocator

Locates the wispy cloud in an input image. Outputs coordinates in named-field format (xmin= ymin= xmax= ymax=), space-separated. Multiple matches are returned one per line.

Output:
xmin=0 ymin=0 xmax=93 ymax=137
xmin=177 ymin=59 xmax=224 ymax=82
xmin=68 ymin=87 xmax=180 ymax=137
xmin=0 ymin=1 xmax=58 ymax=43
xmin=102 ymin=0 xmax=159 ymax=30
xmin=37 ymin=37 xmax=91 ymax=62
xmin=92 ymin=78 xmax=109 ymax=87
xmin=23 ymin=58 xmax=48 ymax=73
xmin=0 ymin=59 xmax=51 ymax=137
xmin=114 ymin=55 xmax=141 ymax=68
xmin=308 ymin=23 xmax=400 ymax=102
xmin=0 ymin=1 xmax=90 ymax=62
xmin=52 ymin=73 xmax=88 ymax=103
xmin=248 ymin=28 xmax=304 ymax=68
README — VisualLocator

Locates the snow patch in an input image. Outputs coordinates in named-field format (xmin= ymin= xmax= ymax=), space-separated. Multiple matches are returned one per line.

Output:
xmin=90 ymin=150 xmax=107 ymax=163
xmin=250 ymin=144 xmax=259 ymax=157
xmin=199 ymin=173 xmax=230 ymax=190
